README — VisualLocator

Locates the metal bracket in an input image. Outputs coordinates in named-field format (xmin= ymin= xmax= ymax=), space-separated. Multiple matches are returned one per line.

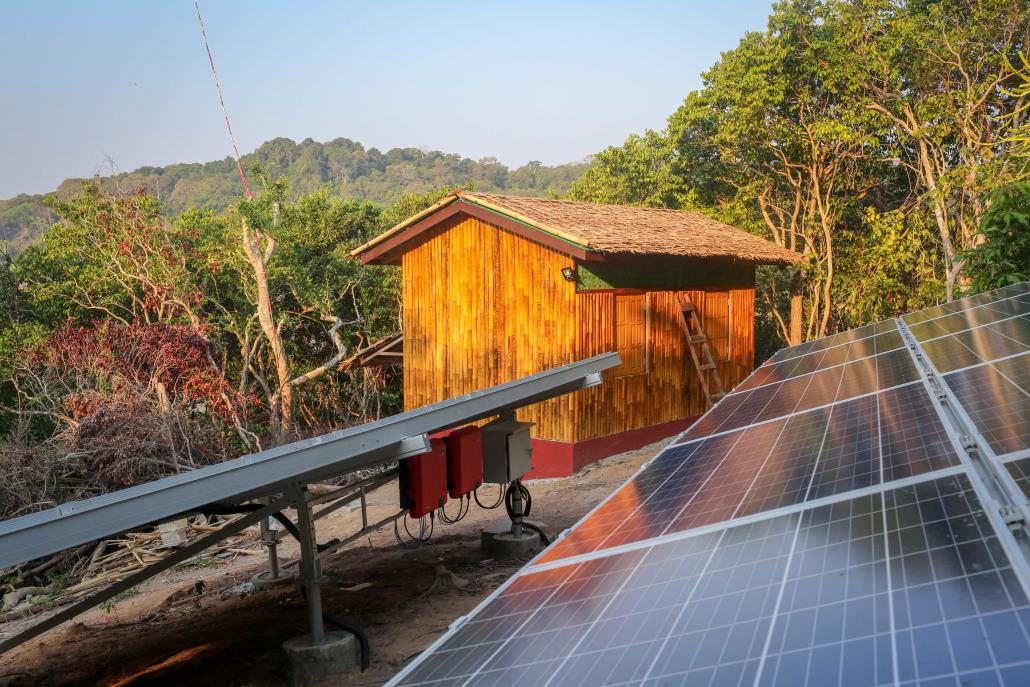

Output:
xmin=1000 ymin=505 xmax=1027 ymax=532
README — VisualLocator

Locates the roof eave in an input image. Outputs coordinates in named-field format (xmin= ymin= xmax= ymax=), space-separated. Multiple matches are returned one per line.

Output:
xmin=353 ymin=197 xmax=597 ymax=265
xmin=349 ymin=192 xmax=461 ymax=260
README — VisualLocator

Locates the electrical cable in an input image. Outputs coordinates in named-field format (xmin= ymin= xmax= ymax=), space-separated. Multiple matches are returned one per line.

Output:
xmin=503 ymin=481 xmax=532 ymax=520
xmin=437 ymin=496 xmax=464 ymax=525
xmin=439 ymin=493 xmax=472 ymax=524
xmin=501 ymin=481 xmax=550 ymax=545
xmin=323 ymin=614 xmax=371 ymax=671
xmin=197 ymin=503 xmax=301 ymax=541
xmin=520 ymin=521 xmax=551 ymax=546
xmin=296 ymin=586 xmax=371 ymax=671
xmin=400 ymin=511 xmax=434 ymax=545
xmin=474 ymin=483 xmax=505 ymax=510
xmin=194 ymin=1 xmax=252 ymax=198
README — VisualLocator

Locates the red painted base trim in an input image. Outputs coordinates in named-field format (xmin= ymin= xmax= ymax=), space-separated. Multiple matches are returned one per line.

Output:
xmin=525 ymin=416 xmax=699 ymax=480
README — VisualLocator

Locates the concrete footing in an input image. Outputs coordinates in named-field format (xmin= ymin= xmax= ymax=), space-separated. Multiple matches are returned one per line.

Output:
xmin=481 ymin=519 xmax=547 ymax=559
xmin=251 ymin=568 xmax=293 ymax=590
xmin=283 ymin=631 xmax=358 ymax=687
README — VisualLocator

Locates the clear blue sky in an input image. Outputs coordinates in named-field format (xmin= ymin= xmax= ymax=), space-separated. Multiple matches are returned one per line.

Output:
xmin=0 ymin=0 xmax=775 ymax=199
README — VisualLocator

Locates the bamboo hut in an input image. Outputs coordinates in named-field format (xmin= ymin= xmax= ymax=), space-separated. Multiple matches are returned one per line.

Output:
xmin=351 ymin=191 xmax=800 ymax=477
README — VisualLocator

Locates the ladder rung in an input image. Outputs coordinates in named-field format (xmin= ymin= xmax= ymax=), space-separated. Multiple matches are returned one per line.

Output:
xmin=699 ymin=362 xmax=716 ymax=371
xmin=689 ymin=335 xmax=707 ymax=344
xmin=680 ymin=301 xmax=696 ymax=313
xmin=711 ymin=392 xmax=726 ymax=402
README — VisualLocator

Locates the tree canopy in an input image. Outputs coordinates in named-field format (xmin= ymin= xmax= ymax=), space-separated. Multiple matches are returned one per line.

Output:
xmin=571 ymin=0 xmax=1029 ymax=355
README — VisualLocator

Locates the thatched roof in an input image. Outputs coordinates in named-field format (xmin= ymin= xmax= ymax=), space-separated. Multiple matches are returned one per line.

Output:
xmin=351 ymin=191 xmax=801 ymax=265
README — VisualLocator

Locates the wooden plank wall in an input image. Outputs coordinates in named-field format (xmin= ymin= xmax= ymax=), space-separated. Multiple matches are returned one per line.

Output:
xmin=402 ymin=216 xmax=580 ymax=440
xmin=402 ymin=215 xmax=755 ymax=443
xmin=572 ymin=288 xmax=753 ymax=441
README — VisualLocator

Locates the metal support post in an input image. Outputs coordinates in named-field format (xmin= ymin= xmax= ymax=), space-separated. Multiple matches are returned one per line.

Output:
xmin=290 ymin=484 xmax=326 ymax=646
xmin=359 ymin=486 xmax=368 ymax=529
xmin=510 ymin=479 xmax=524 ymax=539
xmin=259 ymin=497 xmax=281 ymax=579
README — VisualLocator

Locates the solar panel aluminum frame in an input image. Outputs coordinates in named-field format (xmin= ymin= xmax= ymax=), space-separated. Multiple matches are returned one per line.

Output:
xmin=897 ymin=319 xmax=1030 ymax=595
xmin=0 ymin=352 xmax=619 ymax=571
xmin=903 ymin=317 xmax=1030 ymax=465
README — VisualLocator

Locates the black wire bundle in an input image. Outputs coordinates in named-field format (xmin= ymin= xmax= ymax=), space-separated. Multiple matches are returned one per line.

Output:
xmin=473 ymin=483 xmax=505 ymax=509
xmin=502 ymin=481 xmax=550 ymax=546
xmin=438 ymin=494 xmax=471 ymax=524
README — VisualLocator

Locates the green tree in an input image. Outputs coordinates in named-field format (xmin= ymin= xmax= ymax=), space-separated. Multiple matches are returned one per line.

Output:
xmin=849 ymin=0 xmax=1029 ymax=299
xmin=568 ymin=131 xmax=677 ymax=207
xmin=960 ymin=183 xmax=1030 ymax=291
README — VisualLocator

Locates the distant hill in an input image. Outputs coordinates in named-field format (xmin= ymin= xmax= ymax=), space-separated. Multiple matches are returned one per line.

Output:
xmin=0 ymin=137 xmax=589 ymax=255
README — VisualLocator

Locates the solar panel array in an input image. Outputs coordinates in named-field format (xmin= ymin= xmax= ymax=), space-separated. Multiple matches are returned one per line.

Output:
xmin=389 ymin=282 xmax=1030 ymax=687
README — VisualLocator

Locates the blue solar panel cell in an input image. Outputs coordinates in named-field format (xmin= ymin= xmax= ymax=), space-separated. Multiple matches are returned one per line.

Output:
xmin=806 ymin=395 xmax=880 ymax=500
xmin=734 ymin=408 xmax=832 ymax=517
xmin=678 ymin=389 xmax=753 ymax=441
xmin=845 ymin=330 xmax=904 ymax=362
xmin=538 ymin=384 xmax=959 ymax=565
xmin=1004 ymin=459 xmax=1030 ymax=499
xmin=988 ymin=315 xmax=1030 ymax=346
xmin=986 ymin=298 xmax=1030 ymax=319
xmin=903 ymin=284 xmax=1029 ymax=326
xmin=878 ymin=383 xmax=961 ymax=481
xmin=943 ymin=353 xmax=1030 ymax=456
xmin=910 ymin=301 xmax=1030 ymax=342
xmin=391 ymin=475 xmax=1030 ymax=687
xmin=921 ymin=326 xmax=1029 ymax=373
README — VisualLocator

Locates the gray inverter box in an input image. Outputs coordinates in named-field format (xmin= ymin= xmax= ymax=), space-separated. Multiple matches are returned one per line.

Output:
xmin=481 ymin=417 xmax=534 ymax=484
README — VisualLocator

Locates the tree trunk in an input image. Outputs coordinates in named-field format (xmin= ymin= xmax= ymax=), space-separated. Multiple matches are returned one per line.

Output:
xmin=241 ymin=215 xmax=294 ymax=445
xmin=789 ymin=271 xmax=804 ymax=346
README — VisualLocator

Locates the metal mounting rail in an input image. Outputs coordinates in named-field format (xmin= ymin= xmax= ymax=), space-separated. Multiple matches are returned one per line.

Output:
xmin=0 ymin=353 xmax=618 ymax=656
xmin=0 ymin=353 xmax=618 ymax=571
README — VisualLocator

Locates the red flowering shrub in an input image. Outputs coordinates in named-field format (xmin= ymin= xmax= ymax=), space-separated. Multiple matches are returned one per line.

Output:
xmin=2 ymin=322 xmax=258 ymax=499
xmin=36 ymin=322 xmax=248 ymax=421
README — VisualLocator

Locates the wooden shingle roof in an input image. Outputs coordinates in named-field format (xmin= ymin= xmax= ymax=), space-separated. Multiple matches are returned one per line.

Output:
xmin=350 ymin=191 xmax=802 ymax=265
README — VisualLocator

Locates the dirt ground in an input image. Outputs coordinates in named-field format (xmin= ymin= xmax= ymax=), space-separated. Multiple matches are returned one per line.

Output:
xmin=0 ymin=441 xmax=665 ymax=687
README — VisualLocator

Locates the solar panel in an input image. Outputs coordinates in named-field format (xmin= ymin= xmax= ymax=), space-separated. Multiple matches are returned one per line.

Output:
xmin=736 ymin=331 xmax=908 ymax=395
xmin=391 ymin=476 xmax=1030 ymax=687
xmin=941 ymin=354 xmax=1030 ymax=457
xmin=388 ymin=283 xmax=1030 ymax=687
xmin=537 ymin=383 xmax=962 ymax=565
xmin=902 ymin=283 xmax=1029 ymax=326
xmin=766 ymin=319 xmax=899 ymax=366
xmin=687 ymin=349 xmax=922 ymax=442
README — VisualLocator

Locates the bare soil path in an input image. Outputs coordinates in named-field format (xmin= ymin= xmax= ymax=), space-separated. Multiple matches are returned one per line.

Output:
xmin=0 ymin=442 xmax=664 ymax=687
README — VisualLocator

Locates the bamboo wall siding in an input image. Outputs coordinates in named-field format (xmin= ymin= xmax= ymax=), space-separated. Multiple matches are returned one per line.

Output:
xmin=572 ymin=288 xmax=754 ymax=441
xmin=402 ymin=215 xmax=756 ymax=443
xmin=402 ymin=217 xmax=580 ymax=440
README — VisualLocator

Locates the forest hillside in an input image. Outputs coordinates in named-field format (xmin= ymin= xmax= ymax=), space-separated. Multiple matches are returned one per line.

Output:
xmin=0 ymin=137 xmax=589 ymax=255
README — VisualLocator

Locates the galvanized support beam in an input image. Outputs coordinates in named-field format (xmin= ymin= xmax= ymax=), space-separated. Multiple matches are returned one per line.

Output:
xmin=0 ymin=494 xmax=292 ymax=655
xmin=290 ymin=484 xmax=326 ymax=646
xmin=0 ymin=353 xmax=616 ymax=571
xmin=0 ymin=436 xmax=429 ymax=570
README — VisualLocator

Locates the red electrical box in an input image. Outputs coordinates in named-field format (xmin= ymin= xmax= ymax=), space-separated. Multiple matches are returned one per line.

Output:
xmin=399 ymin=438 xmax=448 ymax=519
xmin=441 ymin=426 xmax=483 ymax=498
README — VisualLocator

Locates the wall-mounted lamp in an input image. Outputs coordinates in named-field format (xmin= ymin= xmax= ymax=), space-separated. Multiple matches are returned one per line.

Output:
xmin=561 ymin=266 xmax=576 ymax=282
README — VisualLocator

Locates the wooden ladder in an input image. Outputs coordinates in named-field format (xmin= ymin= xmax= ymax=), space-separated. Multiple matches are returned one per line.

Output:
xmin=675 ymin=294 xmax=726 ymax=406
